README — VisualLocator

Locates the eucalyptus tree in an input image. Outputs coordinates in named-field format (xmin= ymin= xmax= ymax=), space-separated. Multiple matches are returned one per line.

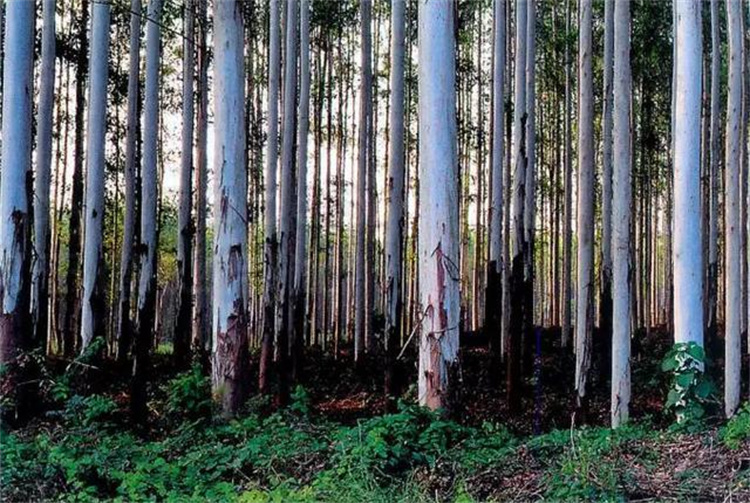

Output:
xmin=276 ymin=0 xmax=298 ymax=405
xmin=612 ymin=0 xmax=632 ymax=428
xmin=0 ymin=0 xmax=34 ymax=414
xmin=212 ymin=0 xmax=250 ymax=416
xmin=417 ymin=0 xmax=459 ymax=412
xmin=117 ymin=0 xmax=142 ymax=363
xmin=725 ymin=0 xmax=742 ymax=418
xmin=80 ymin=0 xmax=111 ymax=349
xmin=508 ymin=0 xmax=528 ymax=410
xmin=486 ymin=0 xmax=505 ymax=369
xmin=575 ymin=0 xmax=594 ymax=412
xmin=31 ymin=0 xmax=56 ymax=347
xmin=132 ymin=0 xmax=162 ymax=424
xmin=355 ymin=0 xmax=373 ymax=362
xmin=385 ymin=0 xmax=406 ymax=404
xmin=524 ymin=0 xmax=536 ymax=316
xmin=192 ymin=0 xmax=209 ymax=362
xmin=293 ymin=0 xmax=311 ymax=377
xmin=174 ymin=0 xmax=196 ymax=369
xmin=672 ymin=0 xmax=702 ymax=351
xmin=259 ymin=0 xmax=280 ymax=394
xmin=561 ymin=0 xmax=572 ymax=348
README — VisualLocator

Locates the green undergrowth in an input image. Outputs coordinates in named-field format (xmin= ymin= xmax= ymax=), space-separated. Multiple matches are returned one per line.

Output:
xmin=2 ymin=366 xmax=747 ymax=502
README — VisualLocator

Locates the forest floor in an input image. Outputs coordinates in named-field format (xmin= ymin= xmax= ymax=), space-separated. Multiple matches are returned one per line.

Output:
xmin=3 ymin=328 xmax=750 ymax=501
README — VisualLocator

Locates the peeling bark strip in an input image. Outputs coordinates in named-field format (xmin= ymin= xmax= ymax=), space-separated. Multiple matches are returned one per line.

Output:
xmin=212 ymin=0 xmax=250 ymax=416
xmin=417 ymin=0 xmax=459 ymax=413
xmin=0 ymin=0 xmax=34 ymax=418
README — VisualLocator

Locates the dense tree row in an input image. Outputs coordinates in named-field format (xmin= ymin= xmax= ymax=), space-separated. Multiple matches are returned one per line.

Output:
xmin=0 ymin=0 xmax=746 ymax=427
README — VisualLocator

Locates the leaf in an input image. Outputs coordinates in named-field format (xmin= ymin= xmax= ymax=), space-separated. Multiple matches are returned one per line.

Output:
xmin=686 ymin=343 xmax=706 ymax=363
xmin=675 ymin=372 xmax=696 ymax=389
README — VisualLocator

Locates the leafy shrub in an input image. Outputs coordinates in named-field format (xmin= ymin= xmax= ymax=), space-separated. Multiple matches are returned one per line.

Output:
xmin=662 ymin=342 xmax=716 ymax=430
xmin=165 ymin=364 xmax=213 ymax=421
xmin=62 ymin=394 xmax=118 ymax=428
xmin=721 ymin=403 xmax=750 ymax=449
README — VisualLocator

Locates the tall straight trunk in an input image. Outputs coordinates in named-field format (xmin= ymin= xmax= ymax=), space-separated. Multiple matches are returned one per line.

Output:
xmin=417 ymin=0 xmax=459 ymax=412
xmin=80 ymin=0 xmax=111 ymax=350
xmin=487 ymin=0 xmax=506 ymax=371
xmin=600 ymin=0 xmax=614 ymax=364
xmin=276 ymin=0 xmax=298 ymax=406
xmin=212 ymin=0 xmax=250 ymax=416
xmin=132 ymin=0 xmax=161 ymax=425
xmin=501 ymin=0 xmax=513 ymax=358
xmin=725 ymin=0 xmax=742 ymax=418
xmin=561 ymin=0 xmax=572 ymax=347
xmin=385 ymin=0 xmax=406 ymax=406
xmin=259 ymin=0 xmax=280 ymax=394
xmin=192 ymin=0 xmax=209 ymax=364
xmin=0 ymin=0 xmax=34 ymax=417
xmin=293 ymin=0 xmax=310 ymax=379
xmin=707 ymin=0 xmax=720 ymax=346
xmin=63 ymin=0 xmax=89 ymax=357
xmin=524 ymin=0 xmax=536 ymax=324
xmin=355 ymin=0 xmax=373 ymax=362
xmin=323 ymin=47 xmax=334 ymax=345
xmin=472 ymin=10 xmax=484 ymax=332
xmin=174 ymin=0 xmax=195 ymax=369
xmin=575 ymin=0 xmax=594 ymax=412
xmin=612 ymin=0 xmax=632 ymax=428
xmin=507 ymin=0 xmax=527 ymax=410
xmin=673 ymin=0 xmax=703 ymax=348
xmin=31 ymin=0 xmax=56 ymax=348
xmin=334 ymin=30 xmax=349 ymax=358
xmin=117 ymin=0 xmax=142 ymax=364
xmin=365 ymin=2 xmax=377 ymax=354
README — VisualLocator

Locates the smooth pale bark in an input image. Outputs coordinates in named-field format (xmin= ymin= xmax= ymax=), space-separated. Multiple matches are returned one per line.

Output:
xmin=417 ymin=0 xmax=459 ymax=411
xmin=31 ymin=0 xmax=56 ymax=347
xmin=0 ymin=0 xmax=34 ymax=399
xmin=117 ymin=0 xmax=142 ymax=363
xmin=132 ymin=0 xmax=161 ymax=424
xmin=80 ymin=0 xmax=111 ymax=350
xmin=276 ymin=0 xmax=298 ymax=406
xmin=673 ymin=0 xmax=703 ymax=348
xmin=212 ymin=0 xmax=249 ymax=416
xmin=575 ymin=0 xmax=594 ymax=409
xmin=611 ymin=0 xmax=632 ymax=428
xmin=355 ymin=0 xmax=372 ymax=361
xmin=487 ymin=0 xmax=505 ymax=363
xmin=174 ymin=0 xmax=195 ymax=369
xmin=259 ymin=0 xmax=280 ymax=394
xmin=601 ymin=0 xmax=614 ymax=339
xmin=293 ymin=0 xmax=310 ymax=376
xmin=507 ymin=0 xmax=527 ymax=410
xmin=707 ymin=0 xmax=720 ymax=343
xmin=725 ymin=0 xmax=742 ymax=418
xmin=385 ymin=0 xmax=406 ymax=404
xmin=192 ymin=0 xmax=209 ymax=362
xmin=561 ymin=0 xmax=572 ymax=347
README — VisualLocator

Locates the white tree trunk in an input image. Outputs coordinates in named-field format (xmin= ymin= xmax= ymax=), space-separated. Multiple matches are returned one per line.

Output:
xmin=276 ymin=0 xmax=298 ymax=402
xmin=418 ymin=0 xmax=459 ymax=411
xmin=80 ymin=0 xmax=111 ymax=349
xmin=355 ymin=0 xmax=372 ymax=361
xmin=212 ymin=0 xmax=249 ymax=415
xmin=174 ymin=0 xmax=195 ymax=364
xmin=575 ymin=0 xmax=594 ymax=407
xmin=673 ymin=0 xmax=703 ymax=348
xmin=561 ymin=0 xmax=572 ymax=347
xmin=259 ymin=0 xmax=280 ymax=392
xmin=706 ymin=0 xmax=720 ymax=339
xmin=725 ymin=0 xmax=743 ymax=418
xmin=611 ymin=0 xmax=632 ymax=428
xmin=385 ymin=0 xmax=406 ymax=349
xmin=0 ymin=0 xmax=34 ymax=367
xmin=510 ymin=0 xmax=527 ymax=271
xmin=117 ymin=0 xmax=142 ymax=360
xmin=137 ymin=0 xmax=161 ymax=334
xmin=31 ymin=0 xmax=56 ymax=345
